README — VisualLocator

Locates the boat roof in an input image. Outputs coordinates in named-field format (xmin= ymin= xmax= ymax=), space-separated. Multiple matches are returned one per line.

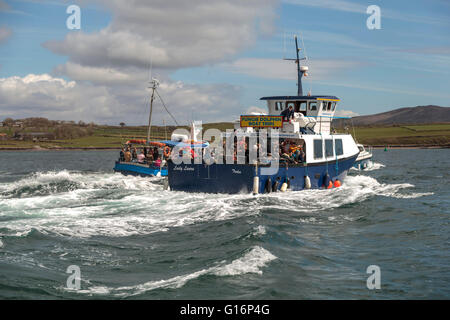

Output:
xmin=160 ymin=140 xmax=209 ymax=148
xmin=260 ymin=95 xmax=339 ymax=101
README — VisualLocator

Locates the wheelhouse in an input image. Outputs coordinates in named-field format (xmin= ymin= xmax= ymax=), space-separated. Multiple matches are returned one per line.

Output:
xmin=260 ymin=95 xmax=340 ymax=134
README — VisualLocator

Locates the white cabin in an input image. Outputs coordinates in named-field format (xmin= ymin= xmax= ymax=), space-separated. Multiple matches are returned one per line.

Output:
xmin=261 ymin=95 xmax=339 ymax=135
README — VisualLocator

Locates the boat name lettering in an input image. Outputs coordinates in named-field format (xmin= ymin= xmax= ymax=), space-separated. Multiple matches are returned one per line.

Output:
xmin=173 ymin=165 xmax=195 ymax=171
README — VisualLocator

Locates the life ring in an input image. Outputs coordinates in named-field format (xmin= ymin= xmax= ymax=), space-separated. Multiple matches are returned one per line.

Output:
xmin=163 ymin=146 xmax=171 ymax=157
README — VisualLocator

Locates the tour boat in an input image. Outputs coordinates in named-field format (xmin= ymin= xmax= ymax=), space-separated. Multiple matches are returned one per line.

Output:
xmin=166 ymin=36 xmax=360 ymax=193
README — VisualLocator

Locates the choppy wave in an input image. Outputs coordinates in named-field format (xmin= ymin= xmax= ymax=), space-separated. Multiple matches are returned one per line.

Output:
xmin=69 ymin=246 xmax=276 ymax=297
xmin=0 ymin=170 xmax=157 ymax=198
xmin=350 ymin=161 xmax=385 ymax=172
xmin=0 ymin=170 xmax=432 ymax=239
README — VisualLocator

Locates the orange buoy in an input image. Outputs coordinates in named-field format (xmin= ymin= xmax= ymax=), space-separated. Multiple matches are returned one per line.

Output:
xmin=163 ymin=146 xmax=171 ymax=157
xmin=327 ymin=181 xmax=333 ymax=189
xmin=334 ymin=180 xmax=341 ymax=188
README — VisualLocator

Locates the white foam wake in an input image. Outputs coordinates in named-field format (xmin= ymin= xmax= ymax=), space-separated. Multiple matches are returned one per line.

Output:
xmin=0 ymin=171 xmax=431 ymax=239
xmin=350 ymin=161 xmax=385 ymax=172
xmin=71 ymin=246 xmax=276 ymax=297
xmin=0 ymin=170 xmax=159 ymax=196
xmin=364 ymin=162 xmax=385 ymax=171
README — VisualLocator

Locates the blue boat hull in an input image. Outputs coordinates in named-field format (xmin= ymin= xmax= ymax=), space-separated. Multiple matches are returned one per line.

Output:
xmin=168 ymin=155 xmax=358 ymax=193
xmin=114 ymin=161 xmax=168 ymax=177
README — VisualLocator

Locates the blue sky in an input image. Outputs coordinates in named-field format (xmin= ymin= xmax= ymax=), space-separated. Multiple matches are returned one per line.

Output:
xmin=0 ymin=0 xmax=449 ymax=124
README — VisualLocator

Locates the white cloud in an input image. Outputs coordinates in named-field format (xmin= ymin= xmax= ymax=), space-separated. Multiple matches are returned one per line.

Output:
xmin=0 ymin=27 xmax=12 ymax=44
xmin=53 ymin=62 xmax=144 ymax=85
xmin=246 ymin=106 xmax=267 ymax=115
xmin=44 ymin=0 xmax=278 ymax=70
xmin=0 ymin=73 xmax=242 ymax=124
xmin=30 ymin=0 xmax=279 ymax=124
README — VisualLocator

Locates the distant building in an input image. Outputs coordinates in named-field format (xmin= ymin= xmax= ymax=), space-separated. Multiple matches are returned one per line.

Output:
xmin=13 ymin=132 xmax=54 ymax=141
xmin=12 ymin=121 xmax=24 ymax=128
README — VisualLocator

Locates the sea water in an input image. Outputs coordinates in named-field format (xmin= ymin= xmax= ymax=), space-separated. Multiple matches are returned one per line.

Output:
xmin=0 ymin=149 xmax=448 ymax=299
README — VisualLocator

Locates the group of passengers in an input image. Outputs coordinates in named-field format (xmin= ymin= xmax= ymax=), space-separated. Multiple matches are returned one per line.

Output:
xmin=119 ymin=138 xmax=305 ymax=166
xmin=218 ymin=137 xmax=305 ymax=165
xmin=119 ymin=145 xmax=163 ymax=167
xmin=280 ymin=139 xmax=305 ymax=164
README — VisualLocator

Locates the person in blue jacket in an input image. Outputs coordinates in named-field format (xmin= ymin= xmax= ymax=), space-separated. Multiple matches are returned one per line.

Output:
xmin=280 ymin=105 xmax=294 ymax=121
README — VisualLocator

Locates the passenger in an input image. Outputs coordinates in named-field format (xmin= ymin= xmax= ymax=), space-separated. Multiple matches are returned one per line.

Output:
xmin=119 ymin=148 xmax=125 ymax=162
xmin=154 ymin=155 xmax=161 ymax=167
xmin=299 ymin=149 xmax=305 ymax=162
xmin=280 ymin=105 xmax=294 ymax=121
xmin=137 ymin=151 xmax=145 ymax=163
xmin=124 ymin=148 xmax=132 ymax=162
xmin=288 ymin=151 xmax=298 ymax=164
xmin=132 ymin=148 xmax=137 ymax=160
xmin=293 ymin=149 xmax=303 ymax=163
xmin=153 ymin=146 xmax=158 ymax=160
xmin=280 ymin=152 xmax=290 ymax=163
xmin=289 ymin=143 xmax=298 ymax=153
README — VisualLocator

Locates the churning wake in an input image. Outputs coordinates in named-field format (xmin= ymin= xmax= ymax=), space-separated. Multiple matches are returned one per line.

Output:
xmin=350 ymin=161 xmax=385 ymax=172
xmin=0 ymin=170 xmax=432 ymax=239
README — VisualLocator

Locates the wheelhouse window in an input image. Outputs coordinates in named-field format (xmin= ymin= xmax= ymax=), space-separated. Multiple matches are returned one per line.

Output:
xmin=314 ymin=139 xmax=323 ymax=159
xmin=286 ymin=102 xmax=296 ymax=110
xmin=308 ymin=101 xmax=317 ymax=111
xmin=275 ymin=101 xmax=285 ymax=111
xmin=298 ymin=101 xmax=307 ymax=112
xmin=331 ymin=102 xmax=336 ymax=111
xmin=335 ymin=139 xmax=343 ymax=156
xmin=325 ymin=139 xmax=334 ymax=157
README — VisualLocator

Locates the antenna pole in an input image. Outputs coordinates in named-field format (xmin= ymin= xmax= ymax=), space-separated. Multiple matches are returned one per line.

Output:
xmin=147 ymin=79 xmax=159 ymax=143
xmin=284 ymin=35 xmax=307 ymax=96
xmin=295 ymin=35 xmax=303 ymax=96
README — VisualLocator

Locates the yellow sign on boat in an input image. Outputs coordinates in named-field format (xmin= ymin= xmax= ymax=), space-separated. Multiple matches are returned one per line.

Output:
xmin=240 ymin=115 xmax=283 ymax=128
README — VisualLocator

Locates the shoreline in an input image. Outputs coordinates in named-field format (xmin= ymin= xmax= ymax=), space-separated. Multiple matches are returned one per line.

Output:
xmin=0 ymin=147 xmax=119 ymax=151
xmin=0 ymin=145 xmax=449 ymax=151
xmin=371 ymin=145 xmax=450 ymax=149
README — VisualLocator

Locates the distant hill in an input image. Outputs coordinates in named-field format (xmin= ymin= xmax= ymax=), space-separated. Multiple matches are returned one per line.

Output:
xmin=334 ymin=105 xmax=450 ymax=127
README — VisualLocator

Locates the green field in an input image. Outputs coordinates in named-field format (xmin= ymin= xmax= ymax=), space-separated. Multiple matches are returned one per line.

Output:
xmin=1 ymin=123 xmax=449 ymax=149
xmin=0 ymin=122 xmax=234 ymax=150
xmin=347 ymin=124 xmax=450 ymax=147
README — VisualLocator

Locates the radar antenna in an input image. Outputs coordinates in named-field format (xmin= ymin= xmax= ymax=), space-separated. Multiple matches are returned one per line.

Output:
xmin=283 ymin=35 xmax=308 ymax=96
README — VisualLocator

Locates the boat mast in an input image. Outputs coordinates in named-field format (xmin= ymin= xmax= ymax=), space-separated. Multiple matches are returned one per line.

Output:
xmin=147 ymin=78 xmax=159 ymax=143
xmin=284 ymin=35 xmax=307 ymax=96
xmin=295 ymin=36 xmax=303 ymax=96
